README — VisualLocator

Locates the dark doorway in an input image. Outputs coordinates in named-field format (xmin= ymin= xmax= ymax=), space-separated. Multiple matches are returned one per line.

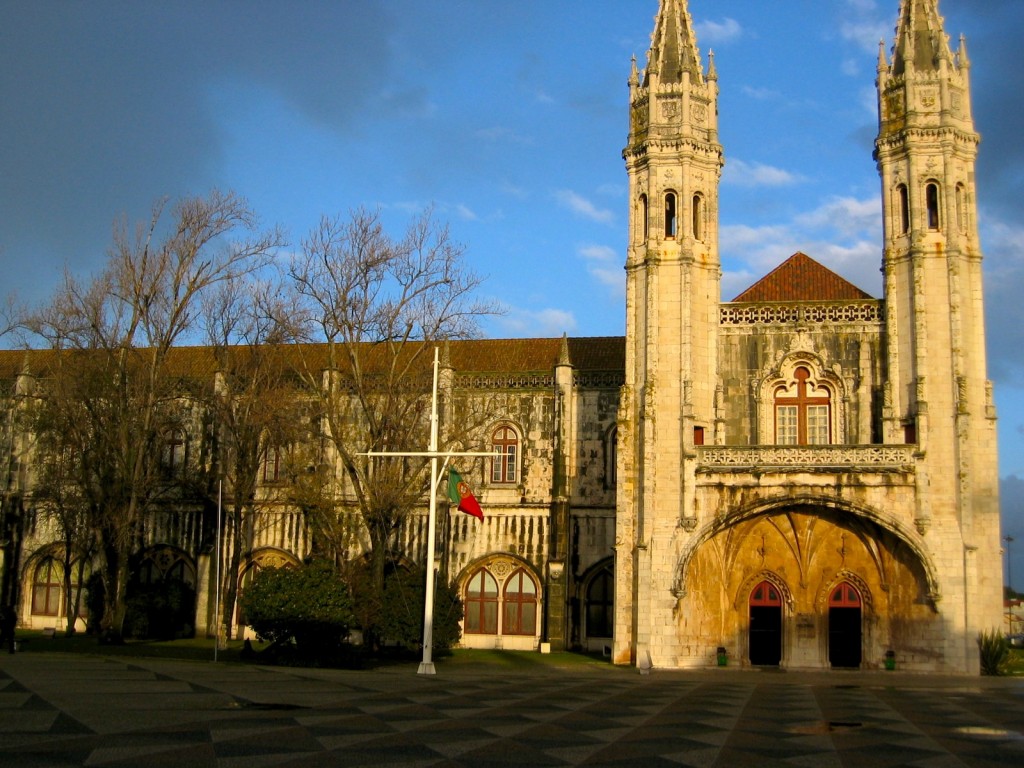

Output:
xmin=749 ymin=581 xmax=783 ymax=666
xmin=828 ymin=582 xmax=863 ymax=668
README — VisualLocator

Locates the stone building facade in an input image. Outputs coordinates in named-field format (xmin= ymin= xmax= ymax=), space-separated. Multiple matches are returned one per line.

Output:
xmin=0 ymin=0 xmax=1003 ymax=672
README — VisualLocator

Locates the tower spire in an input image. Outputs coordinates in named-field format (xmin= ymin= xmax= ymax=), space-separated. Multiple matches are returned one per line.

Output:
xmin=892 ymin=0 xmax=953 ymax=75
xmin=646 ymin=0 xmax=703 ymax=85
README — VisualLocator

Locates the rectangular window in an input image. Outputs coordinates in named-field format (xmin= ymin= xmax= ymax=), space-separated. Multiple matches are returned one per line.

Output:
xmin=262 ymin=447 xmax=281 ymax=483
xmin=806 ymin=405 xmax=830 ymax=445
xmin=776 ymin=406 xmax=798 ymax=445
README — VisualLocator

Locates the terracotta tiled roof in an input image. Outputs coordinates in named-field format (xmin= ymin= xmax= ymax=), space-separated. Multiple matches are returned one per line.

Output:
xmin=730 ymin=252 xmax=874 ymax=303
xmin=0 ymin=336 xmax=628 ymax=384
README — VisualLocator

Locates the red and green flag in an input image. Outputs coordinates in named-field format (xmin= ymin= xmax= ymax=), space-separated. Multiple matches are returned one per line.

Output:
xmin=448 ymin=468 xmax=483 ymax=520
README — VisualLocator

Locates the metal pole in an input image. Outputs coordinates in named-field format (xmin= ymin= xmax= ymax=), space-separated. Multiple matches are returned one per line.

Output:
xmin=418 ymin=349 xmax=441 ymax=675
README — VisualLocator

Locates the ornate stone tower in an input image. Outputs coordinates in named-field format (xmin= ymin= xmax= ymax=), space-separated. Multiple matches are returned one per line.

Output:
xmin=875 ymin=0 xmax=1002 ymax=661
xmin=615 ymin=0 xmax=723 ymax=665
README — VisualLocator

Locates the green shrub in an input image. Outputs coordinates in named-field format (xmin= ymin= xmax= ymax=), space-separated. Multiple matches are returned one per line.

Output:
xmin=376 ymin=569 xmax=463 ymax=653
xmin=123 ymin=577 xmax=196 ymax=640
xmin=240 ymin=560 xmax=355 ymax=658
xmin=977 ymin=629 xmax=1009 ymax=676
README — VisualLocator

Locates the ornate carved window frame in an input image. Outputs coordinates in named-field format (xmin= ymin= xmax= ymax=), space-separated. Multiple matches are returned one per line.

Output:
xmin=756 ymin=354 xmax=846 ymax=446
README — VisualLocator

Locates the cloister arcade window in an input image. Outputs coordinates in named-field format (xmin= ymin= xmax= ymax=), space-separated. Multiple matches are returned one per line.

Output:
xmin=464 ymin=568 xmax=499 ymax=634
xmin=137 ymin=546 xmax=195 ymax=586
xmin=30 ymin=556 xmax=88 ymax=619
xmin=31 ymin=557 xmax=62 ymax=616
xmin=490 ymin=425 xmax=519 ymax=484
xmin=926 ymin=181 xmax=941 ymax=230
xmin=774 ymin=366 xmax=832 ymax=445
xmin=664 ymin=191 xmax=678 ymax=238
xmin=262 ymin=445 xmax=282 ymax=484
xmin=503 ymin=569 xmax=538 ymax=636
xmin=160 ymin=429 xmax=186 ymax=476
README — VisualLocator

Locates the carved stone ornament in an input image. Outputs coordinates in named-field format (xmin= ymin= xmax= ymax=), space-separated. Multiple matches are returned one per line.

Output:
xmin=681 ymin=516 xmax=698 ymax=532
xmin=661 ymin=98 xmax=680 ymax=120
xmin=691 ymin=103 xmax=707 ymax=123
xmin=919 ymin=88 xmax=938 ymax=110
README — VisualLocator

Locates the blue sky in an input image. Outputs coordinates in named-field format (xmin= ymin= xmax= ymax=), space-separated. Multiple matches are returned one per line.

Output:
xmin=2 ymin=0 xmax=1024 ymax=584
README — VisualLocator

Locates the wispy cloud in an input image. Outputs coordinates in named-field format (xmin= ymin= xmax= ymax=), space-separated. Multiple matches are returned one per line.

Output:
xmin=555 ymin=190 xmax=615 ymax=224
xmin=721 ymin=195 xmax=884 ymax=299
xmin=695 ymin=18 xmax=742 ymax=45
xmin=578 ymin=243 xmax=625 ymax=295
xmin=723 ymin=159 xmax=806 ymax=188
xmin=496 ymin=306 xmax=577 ymax=337
xmin=795 ymin=195 xmax=881 ymax=239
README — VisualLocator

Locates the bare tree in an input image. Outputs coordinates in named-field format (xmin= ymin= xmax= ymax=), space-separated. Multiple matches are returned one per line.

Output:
xmin=24 ymin=191 xmax=283 ymax=642
xmin=28 ymin=430 xmax=95 ymax=635
xmin=284 ymin=208 xmax=496 ymax=602
xmin=200 ymin=276 xmax=305 ymax=639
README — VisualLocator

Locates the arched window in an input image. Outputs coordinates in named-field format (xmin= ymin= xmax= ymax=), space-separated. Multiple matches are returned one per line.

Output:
xmin=774 ymin=367 xmax=831 ymax=445
xmin=465 ymin=569 xmax=499 ymax=634
xmin=829 ymin=582 xmax=862 ymax=608
xmin=262 ymin=445 xmax=282 ymax=484
xmin=503 ymin=569 xmax=538 ymax=636
xmin=603 ymin=426 xmax=618 ymax=489
xmin=160 ymin=429 xmax=186 ymax=476
xmin=897 ymin=184 xmax=910 ymax=235
xmin=664 ymin=191 xmax=677 ymax=238
xmin=31 ymin=557 xmax=62 ymax=616
xmin=638 ymin=194 xmax=649 ymax=241
xmin=490 ymin=425 xmax=519 ymax=484
xmin=955 ymin=183 xmax=967 ymax=233
xmin=926 ymin=181 xmax=941 ymax=230
xmin=750 ymin=581 xmax=782 ymax=607
xmin=585 ymin=565 xmax=614 ymax=638
xmin=692 ymin=193 xmax=704 ymax=241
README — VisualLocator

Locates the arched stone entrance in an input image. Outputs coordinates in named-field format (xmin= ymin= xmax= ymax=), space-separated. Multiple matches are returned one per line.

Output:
xmin=672 ymin=501 xmax=937 ymax=670
xmin=828 ymin=581 xmax=862 ymax=668
xmin=749 ymin=580 xmax=783 ymax=666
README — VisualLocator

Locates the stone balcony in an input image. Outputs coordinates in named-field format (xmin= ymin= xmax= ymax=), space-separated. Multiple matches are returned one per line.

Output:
xmin=696 ymin=444 xmax=917 ymax=474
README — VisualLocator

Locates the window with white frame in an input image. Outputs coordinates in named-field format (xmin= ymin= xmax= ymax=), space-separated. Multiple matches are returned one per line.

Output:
xmin=490 ymin=425 xmax=519 ymax=484
xmin=774 ymin=366 xmax=832 ymax=445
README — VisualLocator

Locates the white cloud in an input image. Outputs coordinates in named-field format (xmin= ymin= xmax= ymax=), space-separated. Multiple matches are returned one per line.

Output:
xmin=555 ymin=190 xmax=615 ymax=224
xmin=453 ymin=203 xmax=478 ymax=221
xmin=695 ymin=18 xmax=742 ymax=45
xmin=496 ymin=306 xmax=577 ymax=337
xmin=577 ymin=243 xmax=625 ymax=295
xmin=796 ymin=195 xmax=881 ymax=239
xmin=840 ymin=20 xmax=889 ymax=54
xmin=723 ymin=159 xmax=805 ymax=188
xmin=578 ymin=244 xmax=617 ymax=262
xmin=742 ymin=85 xmax=782 ymax=102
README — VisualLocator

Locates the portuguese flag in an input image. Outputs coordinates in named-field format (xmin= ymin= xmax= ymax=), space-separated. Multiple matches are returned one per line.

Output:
xmin=448 ymin=468 xmax=483 ymax=520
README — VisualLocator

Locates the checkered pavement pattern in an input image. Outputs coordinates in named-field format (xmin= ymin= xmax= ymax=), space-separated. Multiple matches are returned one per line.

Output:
xmin=1 ymin=656 xmax=1023 ymax=766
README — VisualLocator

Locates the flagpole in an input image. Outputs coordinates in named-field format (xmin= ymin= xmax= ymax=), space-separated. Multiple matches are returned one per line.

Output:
xmin=364 ymin=346 xmax=495 ymax=676
xmin=418 ymin=349 xmax=441 ymax=675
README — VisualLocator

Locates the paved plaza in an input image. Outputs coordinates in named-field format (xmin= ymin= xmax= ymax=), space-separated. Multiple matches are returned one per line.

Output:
xmin=1 ymin=652 xmax=1023 ymax=767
